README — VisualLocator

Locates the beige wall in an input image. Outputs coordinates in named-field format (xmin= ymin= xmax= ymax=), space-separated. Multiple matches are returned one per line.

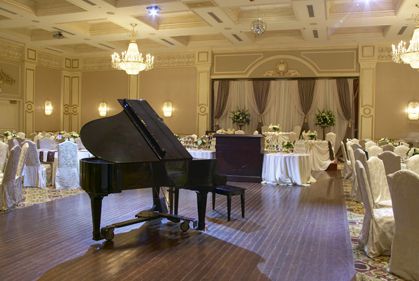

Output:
xmin=81 ymin=70 xmax=129 ymax=125
xmin=34 ymin=66 xmax=61 ymax=132
xmin=375 ymin=62 xmax=419 ymax=139
xmin=139 ymin=67 xmax=197 ymax=135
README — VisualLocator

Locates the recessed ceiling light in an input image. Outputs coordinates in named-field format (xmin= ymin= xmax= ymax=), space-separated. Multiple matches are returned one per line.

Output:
xmin=32 ymin=20 xmax=39 ymax=23
xmin=146 ymin=5 xmax=160 ymax=17
xmin=224 ymin=27 xmax=232 ymax=30
xmin=106 ymin=11 xmax=114 ymax=15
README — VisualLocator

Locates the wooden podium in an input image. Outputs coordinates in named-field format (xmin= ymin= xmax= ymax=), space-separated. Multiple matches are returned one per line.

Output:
xmin=215 ymin=134 xmax=264 ymax=182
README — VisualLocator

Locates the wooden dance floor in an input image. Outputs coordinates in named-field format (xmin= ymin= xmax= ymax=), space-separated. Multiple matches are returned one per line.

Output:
xmin=0 ymin=171 xmax=355 ymax=281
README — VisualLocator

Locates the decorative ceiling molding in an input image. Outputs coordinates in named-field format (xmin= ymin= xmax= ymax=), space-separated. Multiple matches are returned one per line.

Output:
xmin=0 ymin=39 xmax=24 ymax=62
xmin=37 ymin=51 xmax=63 ymax=69
xmin=263 ymin=60 xmax=301 ymax=77
xmin=377 ymin=46 xmax=393 ymax=62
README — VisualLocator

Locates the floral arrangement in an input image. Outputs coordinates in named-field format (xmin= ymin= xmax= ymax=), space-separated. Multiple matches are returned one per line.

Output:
xmin=315 ymin=109 xmax=336 ymax=128
xmin=3 ymin=130 xmax=17 ymax=140
xmin=281 ymin=141 xmax=294 ymax=153
xmin=307 ymin=130 xmax=317 ymax=140
xmin=194 ymin=136 xmax=207 ymax=148
xmin=407 ymin=147 xmax=419 ymax=157
xmin=268 ymin=124 xmax=281 ymax=132
xmin=230 ymin=108 xmax=250 ymax=125
xmin=54 ymin=131 xmax=79 ymax=142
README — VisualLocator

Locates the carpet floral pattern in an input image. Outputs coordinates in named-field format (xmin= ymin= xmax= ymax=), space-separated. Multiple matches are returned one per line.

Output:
xmin=343 ymin=179 xmax=403 ymax=281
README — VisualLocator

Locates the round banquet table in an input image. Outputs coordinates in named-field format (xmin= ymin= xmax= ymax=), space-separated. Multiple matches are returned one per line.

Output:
xmin=262 ymin=152 xmax=315 ymax=186
xmin=186 ymin=149 xmax=215 ymax=159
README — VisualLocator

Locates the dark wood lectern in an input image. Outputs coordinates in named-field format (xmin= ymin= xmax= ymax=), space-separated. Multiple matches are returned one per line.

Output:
xmin=215 ymin=134 xmax=264 ymax=182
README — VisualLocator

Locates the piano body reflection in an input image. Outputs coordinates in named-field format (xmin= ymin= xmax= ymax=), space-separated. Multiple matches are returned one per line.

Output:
xmin=80 ymin=99 xmax=217 ymax=241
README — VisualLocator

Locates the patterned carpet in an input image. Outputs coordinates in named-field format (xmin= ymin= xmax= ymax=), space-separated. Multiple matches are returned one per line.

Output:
xmin=343 ymin=178 xmax=404 ymax=281
xmin=17 ymin=187 xmax=84 ymax=209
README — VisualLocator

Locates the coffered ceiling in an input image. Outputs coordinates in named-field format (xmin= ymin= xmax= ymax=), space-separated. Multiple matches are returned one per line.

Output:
xmin=0 ymin=0 xmax=417 ymax=56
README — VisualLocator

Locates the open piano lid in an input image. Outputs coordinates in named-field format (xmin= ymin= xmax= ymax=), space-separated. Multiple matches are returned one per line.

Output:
xmin=80 ymin=99 xmax=192 ymax=163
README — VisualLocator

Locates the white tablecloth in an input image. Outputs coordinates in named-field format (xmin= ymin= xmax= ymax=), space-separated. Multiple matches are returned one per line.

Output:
xmin=304 ymin=140 xmax=332 ymax=171
xmin=187 ymin=149 xmax=215 ymax=159
xmin=262 ymin=152 xmax=315 ymax=186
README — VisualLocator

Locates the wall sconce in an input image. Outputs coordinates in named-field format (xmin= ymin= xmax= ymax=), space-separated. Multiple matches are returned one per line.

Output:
xmin=44 ymin=100 xmax=53 ymax=115
xmin=162 ymin=101 xmax=173 ymax=117
xmin=98 ymin=102 xmax=108 ymax=117
xmin=407 ymin=101 xmax=419 ymax=120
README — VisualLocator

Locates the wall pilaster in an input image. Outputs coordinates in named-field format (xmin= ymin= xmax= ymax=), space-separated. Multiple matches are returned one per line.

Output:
xmin=195 ymin=50 xmax=212 ymax=136
xmin=61 ymin=58 xmax=81 ymax=132
xmin=358 ymin=45 xmax=378 ymax=140
xmin=23 ymin=48 xmax=37 ymax=135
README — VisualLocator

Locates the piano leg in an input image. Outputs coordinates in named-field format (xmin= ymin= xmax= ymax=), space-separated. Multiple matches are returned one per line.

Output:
xmin=196 ymin=191 xmax=208 ymax=230
xmin=89 ymin=194 xmax=104 ymax=241
xmin=152 ymin=186 xmax=163 ymax=212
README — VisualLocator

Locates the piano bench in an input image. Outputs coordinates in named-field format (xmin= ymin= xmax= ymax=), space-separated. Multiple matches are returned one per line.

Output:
xmin=212 ymin=185 xmax=245 ymax=221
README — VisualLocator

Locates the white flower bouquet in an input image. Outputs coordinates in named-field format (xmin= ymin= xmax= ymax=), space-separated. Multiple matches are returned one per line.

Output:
xmin=268 ymin=124 xmax=281 ymax=132
xmin=3 ymin=130 xmax=17 ymax=140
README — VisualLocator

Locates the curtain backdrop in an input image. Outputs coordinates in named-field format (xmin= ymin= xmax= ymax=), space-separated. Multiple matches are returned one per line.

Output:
xmin=252 ymin=80 xmax=271 ymax=129
xmin=336 ymin=78 xmax=353 ymax=140
xmin=298 ymin=79 xmax=316 ymax=133
xmin=215 ymin=78 xmax=354 ymax=150
xmin=214 ymin=80 xmax=230 ymax=121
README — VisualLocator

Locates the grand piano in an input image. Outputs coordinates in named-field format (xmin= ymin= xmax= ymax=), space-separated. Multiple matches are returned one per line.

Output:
xmin=80 ymin=99 xmax=217 ymax=241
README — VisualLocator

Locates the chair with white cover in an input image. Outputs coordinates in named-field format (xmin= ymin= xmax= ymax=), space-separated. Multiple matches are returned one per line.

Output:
xmin=8 ymin=138 xmax=19 ymax=149
xmin=293 ymin=140 xmax=306 ymax=153
xmin=55 ymin=141 xmax=80 ymax=189
xmin=288 ymin=132 xmax=298 ymax=142
xmin=341 ymin=141 xmax=352 ymax=179
xmin=16 ymin=132 xmax=25 ymax=139
xmin=366 ymin=157 xmax=392 ymax=208
xmin=0 ymin=141 xmax=8 ymax=174
xmin=38 ymin=137 xmax=57 ymax=150
xmin=406 ymin=154 xmax=419 ymax=174
xmin=325 ymin=132 xmax=336 ymax=153
xmin=353 ymin=148 xmax=369 ymax=200
xmin=387 ymin=170 xmax=419 ymax=281
xmin=378 ymin=151 xmax=401 ymax=175
xmin=15 ymin=143 xmax=29 ymax=204
xmin=75 ymin=137 xmax=86 ymax=150
xmin=382 ymin=144 xmax=395 ymax=152
xmin=365 ymin=141 xmax=377 ymax=149
xmin=351 ymin=143 xmax=363 ymax=151
xmin=0 ymin=145 xmax=21 ymax=210
xmin=355 ymin=160 xmax=394 ymax=258
xmin=346 ymin=144 xmax=359 ymax=199
xmin=349 ymin=138 xmax=360 ymax=145
xmin=22 ymin=141 xmax=47 ymax=188
xmin=393 ymin=145 xmax=409 ymax=159
xmin=366 ymin=145 xmax=383 ymax=157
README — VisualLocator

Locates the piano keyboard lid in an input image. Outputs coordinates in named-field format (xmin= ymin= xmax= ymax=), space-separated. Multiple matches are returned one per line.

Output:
xmin=80 ymin=99 xmax=192 ymax=163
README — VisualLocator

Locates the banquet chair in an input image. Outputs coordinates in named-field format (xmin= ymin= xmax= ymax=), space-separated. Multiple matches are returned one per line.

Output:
xmin=0 ymin=141 xmax=8 ymax=174
xmin=393 ymin=145 xmax=409 ymax=159
xmin=0 ymin=145 xmax=21 ymax=211
xmin=15 ymin=143 xmax=29 ymax=204
xmin=340 ymin=141 xmax=352 ymax=179
xmin=293 ymin=140 xmax=306 ymax=153
xmin=55 ymin=141 xmax=80 ymax=189
xmin=75 ymin=137 xmax=86 ymax=150
xmin=355 ymin=161 xmax=394 ymax=258
xmin=366 ymin=156 xmax=392 ymax=208
xmin=349 ymin=138 xmax=360 ymax=145
xmin=354 ymin=148 xmax=369 ymax=180
xmin=378 ymin=151 xmax=401 ymax=175
xmin=351 ymin=143 xmax=363 ymax=152
xmin=22 ymin=141 xmax=47 ymax=188
xmin=288 ymin=132 xmax=298 ymax=142
xmin=366 ymin=145 xmax=383 ymax=157
xmin=325 ymin=132 xmax=336 ymax=152
xmin=406 ymin=154 xmax=419 ymax=174
xmin=382 ymin=144 xmax=395 ymax=152
xmin=8 ymin=138 xmax=19 ymax=149
xmin=38 ymin=137 xmax=57 ymax=150
xmin=16 ymin=132 xmax=25 ymax=139
xmin=387 ymin=170 xmax=419 ymax=281
xmin=365 ymin=140 xmax=377 ymax=149
xmin=346 ymin=144 xmax=360 ymax=200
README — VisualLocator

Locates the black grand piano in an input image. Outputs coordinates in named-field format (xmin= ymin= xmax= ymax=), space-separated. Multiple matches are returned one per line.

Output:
xmin=80 ymin=99 xmax=218 ymax=241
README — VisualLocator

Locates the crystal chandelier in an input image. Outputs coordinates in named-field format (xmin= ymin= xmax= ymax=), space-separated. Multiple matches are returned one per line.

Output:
xmin=251 ymin=18 xmax=267 ymax=37
xmin=392 ymin=26 xmax=419 ymax=69
xmin=111 ymin=24 xmax=154 ymax=75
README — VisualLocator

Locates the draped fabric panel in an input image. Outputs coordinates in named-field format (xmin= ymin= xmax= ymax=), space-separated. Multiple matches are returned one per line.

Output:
xmin=298 ymin=79 xmax=316 ymax=133
xmin=214 ymin=80 xmax=230 ymax=120
xmin=252 ymin=80 xmax=271 ymax=129
xmin=337 ymin=78 xmax=353 ymax=140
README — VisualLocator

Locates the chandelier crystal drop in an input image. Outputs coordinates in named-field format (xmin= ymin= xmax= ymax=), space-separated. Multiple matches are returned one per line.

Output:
xmin=392 ymin=26 xmax=419 ymax=69
xmin=251 ymin=18 xmax=267 ymax=37
xmin=111 ymin=24 xmax=154 ymax=75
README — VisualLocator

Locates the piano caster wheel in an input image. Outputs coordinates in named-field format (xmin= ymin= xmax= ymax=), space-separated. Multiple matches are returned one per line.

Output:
xmin=180 ymin=221 xmax=190 ymax=232
xmin=101 ymin=227 xmax=115 ymax=241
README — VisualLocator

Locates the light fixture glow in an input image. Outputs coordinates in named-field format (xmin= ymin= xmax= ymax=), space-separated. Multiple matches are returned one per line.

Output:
xmin=251 ymin=18 xmax=267 ymax=37
xmin=111 ymin=24 xmax=154 ymax=75
xmin=146 ymin=5 xmax=161 ymax=17
xmin=392 ymin=26 xmax=419 ymax=69
xmin=98 ymin=102 xmax=108 ymax=117
xmin=162 ymin=101 xmax=173 ymax=117
xmin=44 ymin=100 xmax=53 ymax=115
xmin=407 ymin=101 xmax=419 ymax=120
